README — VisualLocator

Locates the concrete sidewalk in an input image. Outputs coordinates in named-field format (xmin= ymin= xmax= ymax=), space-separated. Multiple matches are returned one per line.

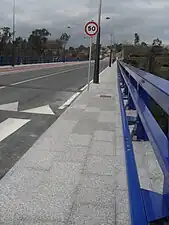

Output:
xmin=0 ymin=62 xmax=129 ymax=225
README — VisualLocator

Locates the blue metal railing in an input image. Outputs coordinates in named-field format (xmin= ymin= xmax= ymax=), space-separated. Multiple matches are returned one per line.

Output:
xmin=117 ymin=60 xmax=169 ymax=224
xmin=117 ymin=67 xmax=147 ymax=225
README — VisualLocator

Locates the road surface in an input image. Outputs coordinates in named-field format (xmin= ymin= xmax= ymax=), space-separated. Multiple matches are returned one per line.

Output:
xmin=0 ymin=61 xmax=108 ymax=178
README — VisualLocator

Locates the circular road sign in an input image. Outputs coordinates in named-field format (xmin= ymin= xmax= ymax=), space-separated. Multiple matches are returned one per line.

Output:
xmin=85 ymin=21 xmax=98 ymax=37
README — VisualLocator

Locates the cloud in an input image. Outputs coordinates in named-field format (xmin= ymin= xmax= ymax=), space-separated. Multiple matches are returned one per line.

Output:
xmin=0 ymin=0 xmax=169 ymax=46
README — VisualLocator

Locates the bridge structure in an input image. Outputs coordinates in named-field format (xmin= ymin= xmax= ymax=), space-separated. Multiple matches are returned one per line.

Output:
xmin=0 ymin=59 xmax=169 ymax=224
xmin=117 ymin=59 xmax=169 ymax=224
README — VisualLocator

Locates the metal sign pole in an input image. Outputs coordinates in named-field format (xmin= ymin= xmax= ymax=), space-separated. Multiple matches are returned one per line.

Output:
xmin=87 ymin=36 xmax=92 ymax=91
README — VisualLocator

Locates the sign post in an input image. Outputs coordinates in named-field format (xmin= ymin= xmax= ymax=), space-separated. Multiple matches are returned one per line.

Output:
xmin=84 ymin=21 xmax=98 ymax=91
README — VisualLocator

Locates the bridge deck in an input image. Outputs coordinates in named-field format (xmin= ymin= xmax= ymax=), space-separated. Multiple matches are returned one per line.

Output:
xmin=0 ymin=63 xmax=162 ymax=224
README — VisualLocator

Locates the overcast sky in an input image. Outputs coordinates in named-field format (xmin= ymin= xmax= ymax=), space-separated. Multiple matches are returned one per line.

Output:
xmin=0 ymin=0 xmax=169 ymax=46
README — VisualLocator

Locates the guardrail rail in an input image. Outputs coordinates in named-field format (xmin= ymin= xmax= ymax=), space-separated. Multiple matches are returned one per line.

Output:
xmin=117 ymin=60 xmax=169 ymax=225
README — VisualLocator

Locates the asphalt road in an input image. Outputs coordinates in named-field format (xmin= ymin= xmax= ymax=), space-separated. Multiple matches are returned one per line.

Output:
xmin=0 ymin=60 xmax=108 ymax=178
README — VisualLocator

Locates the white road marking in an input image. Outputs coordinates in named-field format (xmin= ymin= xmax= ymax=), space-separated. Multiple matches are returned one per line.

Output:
xmin=0 ymin=118 xmax=30 ymax=142
xmin=21 ymin=105 xmax=55 ymax=115
xmin=0 ymin=86 xmax=5 ymax=89
xmin=0 ymin=66 xmax=88 ymax=88
xmin=59 ymin=92 xmax=81 ymax=110
xmin=80 ymin=79 xmax=93 ymax=91
xmin=0 ymin=101 xmax=19 ymax=111
xmin=59 ymin=67 xmax=108 ymax=110
xmin=99 ymin=66 xmax=109 ymax=76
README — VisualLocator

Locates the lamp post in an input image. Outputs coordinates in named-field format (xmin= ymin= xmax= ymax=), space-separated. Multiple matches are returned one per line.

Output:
xmin=93 ymin=0 xmax=102 ymax=84
xmin=62 ymin=26 xmax=71 ymax=62
xmin=12 ymin=0 xmax=16 ymax=67
xmin=106 ymin=16 xmax=114 ymax=67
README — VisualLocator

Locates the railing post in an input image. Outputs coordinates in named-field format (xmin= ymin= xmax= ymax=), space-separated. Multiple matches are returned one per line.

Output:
xmin=168 ymin=118 xmax=169 ymax=140
xmin=128 ymin=93 xmax=136 ymax=110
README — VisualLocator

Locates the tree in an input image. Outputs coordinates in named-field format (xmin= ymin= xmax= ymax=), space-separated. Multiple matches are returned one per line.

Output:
xmin=152 ymin=38 xmax=162 ymax=47
xmin=134 ymin=33 xmax=140 ymax=45
xmin=0 ymin=27 xmax=13 ymax=53
xmin=141 ymin=41 xmax=147 ymax=47
xmin=28 ymin=28 xmax=51 ymax=56
xmin=78 ymin=45 xmax=86 ymax=52
xmin=60 ymin=33 xmax=70 ymax=61
xmin=115 ymin=43 xmax=122 ymax=52
xmin=69 ymin=46 xmax=75 ymax=52
xmin=55 ymin=39 xmax=63 ymax=56
xmin=60 ymin=32 xmax=71 ymax=48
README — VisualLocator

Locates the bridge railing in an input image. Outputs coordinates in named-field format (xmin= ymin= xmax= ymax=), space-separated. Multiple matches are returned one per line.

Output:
xmin=117 ymin=60 xmax=169 ymax=224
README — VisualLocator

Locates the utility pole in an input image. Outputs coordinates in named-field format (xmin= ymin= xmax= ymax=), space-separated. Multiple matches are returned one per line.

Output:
xmin=109 ymin=34 xmax=113 ymax=67
xmin=12 ymin=0 xmax=16 ymax=67
xmin=93 ymin=0 xmax=102 ymax=84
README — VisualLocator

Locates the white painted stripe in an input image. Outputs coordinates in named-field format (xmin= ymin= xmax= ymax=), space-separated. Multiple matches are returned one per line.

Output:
xmin=62 ymin=67 xmax=108 ymax=109
xmin=99 ymin=66 xmax=109 ymax=76
xmin=9 ymin=66 xmax=88 ymax=87
xmin=59 ymin=92 xmax=81 ymax=110
xmin=0 ymin=118 xmax=30 ymax=142
xmin=21 ymin=105 xmax=55 ymax=115
xmin=80 ymin=84 xmax=88 ymax=91
xmin=0 ymin=101 xmax=19 ymax=111
xmin=0 ymin=86 xmax=5 ymax=89
xmin=80 ymin=79 xmax=93 ymax=91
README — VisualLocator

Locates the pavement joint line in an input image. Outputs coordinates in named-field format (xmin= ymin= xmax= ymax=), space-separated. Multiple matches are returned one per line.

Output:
xmin=58 ymin=92 xmax=81 ymax=110
xmin=0 ymin=66 xmax=88 ymax=88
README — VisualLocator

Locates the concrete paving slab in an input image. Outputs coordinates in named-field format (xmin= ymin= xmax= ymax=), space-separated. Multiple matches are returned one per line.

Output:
xmin=93 ymin=130 xmax=115 ymax=142
xmin=67 ymin=134 xmax=92 ymax=146
xmin=69 ymin=204 xmax=115 ymax=225
xmin=79 ymin=174 xmax=116 ymax=190
xmin=89 ymin=140 xmax=116 ymax=156
xmin=54 ymin=145 xmax=88 ymax=163
xmin=85 ymin=155 xmax=114 ymax=176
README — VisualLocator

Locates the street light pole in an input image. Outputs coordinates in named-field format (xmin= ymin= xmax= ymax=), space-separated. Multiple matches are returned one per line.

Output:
xmin=12 ymin=0 xmax=16 ymax=67
xmin=106 ymin=16 xmax=116 ymax=66
xmin=63 ymin=26 xmax=71 ymax=63
xmin=109 ymin=34 xmax=113 ymax=67
xmin=93 ymin=0 xmax=102 ymax=84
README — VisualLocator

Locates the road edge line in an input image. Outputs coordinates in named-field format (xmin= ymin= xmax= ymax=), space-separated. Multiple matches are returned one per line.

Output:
xmin=58 ymin=92 xmax=81 ymax=110
xmin=59 ymin=66 xmax=109 ymax=110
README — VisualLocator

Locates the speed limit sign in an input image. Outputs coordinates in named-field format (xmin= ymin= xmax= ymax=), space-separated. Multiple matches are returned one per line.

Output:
xmin=85 ymin=21 xmax=98 ymax=37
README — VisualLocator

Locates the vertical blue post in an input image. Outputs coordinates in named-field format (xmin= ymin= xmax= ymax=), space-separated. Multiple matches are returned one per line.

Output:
xmin=135 ymin=115 xmax=149 ymax=141
xmin=128 ymin=94 xmax=136 ymax=110
xmin=134 ymin=83 xmax=149 ymax=141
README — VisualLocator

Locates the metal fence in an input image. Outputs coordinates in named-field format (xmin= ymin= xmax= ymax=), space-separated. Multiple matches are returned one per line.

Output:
xmin=117 ymin=60 xmax=169 ymax=225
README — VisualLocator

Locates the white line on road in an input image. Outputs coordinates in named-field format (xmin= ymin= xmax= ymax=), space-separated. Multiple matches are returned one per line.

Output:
xmin=0 ymin=66 xmax=88 ymax=89
xmin=59 ymin=66 xmax=108 ymax=110
xmin=80 ymin=79 xmax=93 ymax=91
xmin=59 ymin=92 xmax=81 ymax=110
xmin=21 ymin=105 xmax=55 ymax=115
xmin=0 ymin=101 xmax=19 ymax=111
xmin=0 ymin=118 xmax=30 ymax=142
xmin=11 ymin=66 xmax=88 ymax=86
